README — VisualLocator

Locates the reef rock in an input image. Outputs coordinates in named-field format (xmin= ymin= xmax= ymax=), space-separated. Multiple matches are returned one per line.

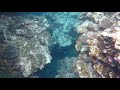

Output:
xmin=55 ymin=57 xmax=78 ymax=78
xmin=46 ymin=12 xmax=84 ymax=47
xmin=0 ymin=43 xmax=18 ymax=59
xmin=73 ymin=54 xmax=100 ymax=78
xmin=0 ymin=15 xmax=52 ymax=77
xmin=75 ymin=12 xmax=120 ymax=78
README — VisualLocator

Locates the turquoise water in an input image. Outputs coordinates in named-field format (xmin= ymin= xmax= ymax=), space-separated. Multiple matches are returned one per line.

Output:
xmin=0 ymin=12 xmax=44 ymax=16
xmin=1 ymin=12 xmax=83 ymax=78
xmin=33 ymin=12 xmax=81 ymax=78
xmin=34 ymin=42 xmax=79 ymax=78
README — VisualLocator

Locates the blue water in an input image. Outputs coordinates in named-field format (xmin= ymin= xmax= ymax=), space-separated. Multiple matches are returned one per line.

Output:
xmin=1 ymin=12 xmax=81 ymax=78
xmin=0 ymin=12 xmax=44 ymax=16
xmin=33 ymin=42 xmax=78 ymax=78
xmin=34 ymin=12 xmax=80 ymax=78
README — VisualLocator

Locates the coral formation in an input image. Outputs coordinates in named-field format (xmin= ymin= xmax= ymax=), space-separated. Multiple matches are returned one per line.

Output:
xmin=75 ymin=12 xmax=120 ymax=78
xmin=46 ymin=12 xmax=84 ymax=47
xmin=0 ymin=15 xmax=52 ymax=77
xmin=1 ymin=12 xmax=120 ymax=78
xmin=55 ymin=57 xmax=78 ymax=78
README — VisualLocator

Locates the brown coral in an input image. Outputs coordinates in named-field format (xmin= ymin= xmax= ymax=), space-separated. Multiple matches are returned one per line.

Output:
xmin=75 ymin=12 xmax=120 ymax=78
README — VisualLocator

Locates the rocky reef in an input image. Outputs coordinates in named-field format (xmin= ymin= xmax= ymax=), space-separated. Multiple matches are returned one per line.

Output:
xmin=74 ymin=12 xmax=120 ymax=78
xmin=45 ymin=12 xmax=84 ymax=47
xmin=0 ymin=15 xmax=52 ymax=77
xmin=1 ymin=12 xmax=120 ymax=78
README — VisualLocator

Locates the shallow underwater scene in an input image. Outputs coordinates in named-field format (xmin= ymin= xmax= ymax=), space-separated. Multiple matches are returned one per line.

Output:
xmin=0 ymin=12 xmax=120 ymax=78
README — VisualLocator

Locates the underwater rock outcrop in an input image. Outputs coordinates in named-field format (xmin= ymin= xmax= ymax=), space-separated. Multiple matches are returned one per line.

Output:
xmin=75 ymin=12 xmax=120 ymax=78
xmin=46 ymin=12 xmax=84 ymax=47
xmin=0 ymin=15 xmax=52 ymax=77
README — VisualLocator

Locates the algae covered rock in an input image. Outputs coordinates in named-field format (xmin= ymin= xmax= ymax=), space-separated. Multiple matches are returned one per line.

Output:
xmin=74 ymin=12 xmax=120 ymax=78
xmin=0 ymin=43 xmax=18 ymax=59
xmin=46 ymin=12 xmax=84 ymax=47
xmin=0 ymin=15 xmax=52 ymax=77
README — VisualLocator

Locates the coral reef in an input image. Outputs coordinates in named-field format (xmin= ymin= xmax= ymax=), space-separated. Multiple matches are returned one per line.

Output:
xmin=0 ymin=15 xmax=52 ymax=77
xmin=1 ymin=12 xmax=120 ymax=78
xmin=55 ymin=57 xmax=78 ymax=78
xmin=75 ymin=12 xmax=120 ymax=78
xmin=73 ymin=54 xmax=100 ymax=78
xmin=46 ymin=12 xmax=84 ymax=47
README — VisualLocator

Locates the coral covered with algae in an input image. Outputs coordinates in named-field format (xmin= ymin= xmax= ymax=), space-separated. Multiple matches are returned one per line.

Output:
xmin=75 ymin=12 xmax=120 ymax=78
xmin=46 ymin=12 xmax=84 ymax=47
xmin=1 ymin=12 xmax=120 ymax=78
xmin=0 ymin=15 xmax=52 ymax=77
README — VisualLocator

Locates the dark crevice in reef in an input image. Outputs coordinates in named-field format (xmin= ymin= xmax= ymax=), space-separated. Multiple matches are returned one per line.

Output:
xmin=32 ymin=16 xmax=80 ymax=78
xmin=32 ymin=19 xmax=79 ymax=77
xmin=33 ymin=36 xmax=79 ymax=78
